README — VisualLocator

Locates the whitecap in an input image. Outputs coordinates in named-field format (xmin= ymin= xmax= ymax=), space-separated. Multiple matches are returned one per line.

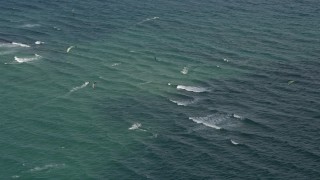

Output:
xmin=35 ymin=41 xmax=44 ymax=45
xmin=129 ymin=123 xmax=142 ymax=130
xmin=189 ymin=117 xmax=221 ymax=129
xmin=0 ymin=42 xmax=30 ymax=48
xmin=138 ymin=16 xmax=159 ymax=24
xmin=66 ymin=46 xmax=75 ymax=53
xmin=233 ymin=114 xmax=242 ymax=119
xmin=181 ymin=67 xmax=188 ymax=75
xmin=111 ymin=63 xmax=121 ymax=67
xmin=21 ymin=24 xmax=40 ymax=28
xmin=70 ymin=82 xmax=89 ymax=92
xmin=14 ymin=54 xmax=41 ymax=63
xmin=190 ymin=113 xmax=243 ymax=130
xmin=231 ymin=140 xmax=239 ymax=145
xmin=30 ymin=163 xmax=65 ymax=172
xmin=12 ymin=175 xmax=20 ymax=179
xmin=223 ymin=58 xmax=229 ymax=62
xmin=11 ymin=42 xmax=30 ymax=47
xmin=169 ymin=99 xmax=196 ymax=106
xmin=177 ymin=85 xmax=209 ymax=93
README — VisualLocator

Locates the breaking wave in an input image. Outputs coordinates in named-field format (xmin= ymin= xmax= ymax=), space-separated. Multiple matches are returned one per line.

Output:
xmin=181 ymin=67 xmax=188 ymax=74
xmin=177 ymin=85 xmax=209 ymax=92
xmin=70 ymin=82 xmax=89 ymax=92
xmin=129 ymin=123 xmax=142 ymax=130
xmin=231 ymin=139 xmax=239 ymax=145
xmin=0 ymin=42 xmax=30 ymax=48
xmin=189 ymin=113 xmax=243 ymax=130
xmin=169 ymin=98 xmax=196 ymax=106
xmin=14 ymin=54 xmax=41 ymax=63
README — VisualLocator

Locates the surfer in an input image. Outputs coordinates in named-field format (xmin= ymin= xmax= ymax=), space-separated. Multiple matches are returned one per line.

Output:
xmin=92 ymin=81 xmax=97 ymax=89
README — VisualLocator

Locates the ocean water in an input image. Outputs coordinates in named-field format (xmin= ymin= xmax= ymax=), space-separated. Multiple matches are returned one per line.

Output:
xmin=0 ymin=0 xmax=319 ymax=179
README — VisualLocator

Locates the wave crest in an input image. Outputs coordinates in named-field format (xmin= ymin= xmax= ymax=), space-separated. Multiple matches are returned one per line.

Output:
xmin=177 ymin=85 xmax=209 ymax=92
xmin=0 ymin=42 xmax=30 ymax=48
xmin=189 ymin=113 xmax=244 ymax=130
xmin=129 ymin=123 xmax=142 ymax=130
xmin=70 ymin=82 xmax=89 ymax=92
xmin=14 ymin=54 xmax=41 ymax=63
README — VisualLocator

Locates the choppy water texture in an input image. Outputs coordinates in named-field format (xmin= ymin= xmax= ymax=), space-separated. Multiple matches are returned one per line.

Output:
xmin=1 ymin=0 xmax=320 ymax=179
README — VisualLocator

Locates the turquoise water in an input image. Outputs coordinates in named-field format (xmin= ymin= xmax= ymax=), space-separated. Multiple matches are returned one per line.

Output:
xmin=1 ymin=0 xmax=319 ymax=179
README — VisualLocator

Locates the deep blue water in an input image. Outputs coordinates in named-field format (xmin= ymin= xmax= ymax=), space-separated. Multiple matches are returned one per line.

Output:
xmin=0 ymin=0 xmax=319 ymax=179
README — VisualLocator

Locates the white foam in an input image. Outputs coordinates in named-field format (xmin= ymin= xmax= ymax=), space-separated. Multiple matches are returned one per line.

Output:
xmin=70 ymin=82 xmax=89 ymax=92
xmin=66 ymin=46 xmax=75 ymax=53
xmin=189 ymin=117 xmax=221 ymax=129
xmin=111 ymin=63 xmax=121 ymax=67
xmin=233 ymin=114 xmax=242 ymax=119
xmin=21 ymin=24 xmax=40 ymax=28
xmin=0 ymin=42 xmax=30 ymax=48
xmin=177 ymin=85 xmax=209 ymax=93
xmin=231 ymin=140 xmax=239 ymax=145
xmin=138 ymin=16 xmax=159 ymax=24
xmin=190 ymin=113 xmax=243 ymax=130
xmin=30 ymin=163 xmax=65 ymax=172
xmin=129 ymin=123 xmax=142 ymax=130
xmin=181 ymin=67 xmax=188 ymax=75
xmin=14 ymin=54 xmax=41 ymax=63
xmin=223 ymin=58 xmax=229 ymax=62
xmin=11 ymin=42 xmax=30 ymax=47
xmin=169 ymin=99 xmax=196 ymax=106
xmin=35 ymin=41 xmax=44 ymax=45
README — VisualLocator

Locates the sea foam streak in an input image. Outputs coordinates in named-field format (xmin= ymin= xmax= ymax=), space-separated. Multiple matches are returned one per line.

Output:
xmin=169 ymin=99 xmax=196 ymax=106
xmin=30 ymin=163 xmax=65 ymax=172
xmin=138 ymin=17 xmax=159 ymax=24
xmin=14 ymin=54 xmax=41 ymax=63
xmin=21 ymin=24 xmax=40 ymax=28
xmin=189 ymin=117 xmax=221 ymax=129
xmin=0 ymin=42 xmax=30 ymax=48
xmin=70 ymin=82 xmax=89 ymax=92
xmin=11 ymin=42 xmax=30 ymax=47
xmin=177 ymin=85 xmax=208 ymax=92
xmin=190 ymin=113 xmax=244 ymax=130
